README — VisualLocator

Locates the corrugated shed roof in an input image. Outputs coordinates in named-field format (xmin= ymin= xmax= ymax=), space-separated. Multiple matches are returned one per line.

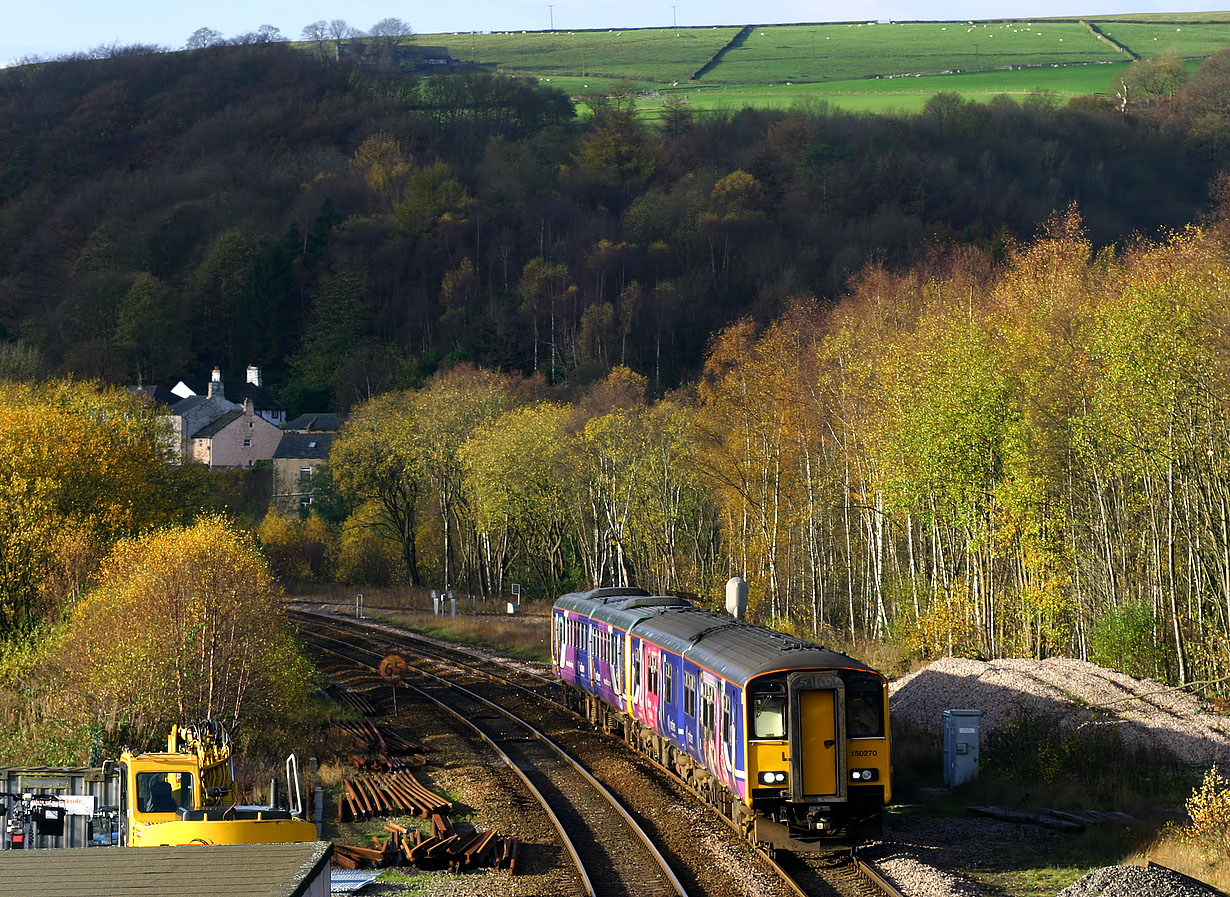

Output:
xmin=275 ymin=433 xmax=333 ymax=460
xmin=0 ymin=841 xmax=332 ymax=897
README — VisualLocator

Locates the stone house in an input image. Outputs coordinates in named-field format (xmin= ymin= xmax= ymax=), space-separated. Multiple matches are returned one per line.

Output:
xmin=167 ymin=376 xmax=239 ymax=461
xmin=272 ymin=432 xmax=333 ymax=514
xmin=190 ymin=399 xmax=283 ymax=469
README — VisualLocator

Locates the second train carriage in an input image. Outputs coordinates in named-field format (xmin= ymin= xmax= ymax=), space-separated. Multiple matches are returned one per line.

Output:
xmin=552 ymin=586 xmax=890 ymax=852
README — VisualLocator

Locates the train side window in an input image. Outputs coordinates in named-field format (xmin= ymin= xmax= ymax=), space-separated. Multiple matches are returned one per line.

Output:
xmin=723 ymin=692 xmax=734 ymax=742
xmin=663 ymin=662 xmax=674 ymax=705
xmin=683 ymin=673 xmax=696 ymax=718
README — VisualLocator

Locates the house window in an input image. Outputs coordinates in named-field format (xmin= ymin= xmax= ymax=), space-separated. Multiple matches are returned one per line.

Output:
xmin=299 ymin=495 xmax=312 ymax=509
xmin=299 ymin=466 xmax=312 ymax=484
xmin=242 ymin=438 xmax=251 ymax=448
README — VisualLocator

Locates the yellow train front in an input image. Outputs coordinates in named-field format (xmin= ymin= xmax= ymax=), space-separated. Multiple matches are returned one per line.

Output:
xmin=553 ymin=588 xmax=891 ymax=852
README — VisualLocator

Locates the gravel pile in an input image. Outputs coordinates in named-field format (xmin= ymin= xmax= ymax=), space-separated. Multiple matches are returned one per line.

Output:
xmin=1057 ymin=865 xmax=1221 ymax=896
xmin=889 ymin=657 xmax=1230 ymax=762
xmin=874 ymin=854 xmax=983 ymax=897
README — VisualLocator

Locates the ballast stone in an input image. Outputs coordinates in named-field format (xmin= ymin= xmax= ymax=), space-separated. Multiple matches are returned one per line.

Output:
xmin=1057 ymin=865 xmax=1219 ymax=897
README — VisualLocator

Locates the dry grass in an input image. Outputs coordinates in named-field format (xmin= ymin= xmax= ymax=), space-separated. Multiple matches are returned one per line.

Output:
xmin=382 ymin=610 xmax=551 ymax=662
xmin=287 ymin=583 xmax=552 ymax=662
xmin=1145 ymin=835 xmax=1230 ymax=892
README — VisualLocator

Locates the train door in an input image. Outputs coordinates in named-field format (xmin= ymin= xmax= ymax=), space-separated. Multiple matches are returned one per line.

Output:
xmin=553 ymin=613 xmax=565 ymax=671
xmin=788 ymin=673 xmax=846 ymax=801
xmin=631 ymin=639 xmax=643 ymax=718
xmin=612 ymin=632 xmax=623 ymax=696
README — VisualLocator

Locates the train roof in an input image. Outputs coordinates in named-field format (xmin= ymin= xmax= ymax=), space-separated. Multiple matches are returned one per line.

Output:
xmin=557 ymin=588 xmax=691 ymax=632
xmin=554 ymin=588 xmax=880 ymax=687
xmin=648 ymin=611 xmax=877 ymax=686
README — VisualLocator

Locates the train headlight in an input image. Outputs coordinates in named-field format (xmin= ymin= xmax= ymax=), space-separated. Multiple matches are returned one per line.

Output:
xmin=757 ymin=771 xmax=787 ymax=785
xmin=850 ymin=768 xmax=878 ymax=782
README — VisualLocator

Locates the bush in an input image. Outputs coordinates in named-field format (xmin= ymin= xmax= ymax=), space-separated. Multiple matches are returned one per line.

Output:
xmin=1184 ymin=764 xmax=1230 ymax=855
xmin=258 ymin=509 xmax=334 ymax=581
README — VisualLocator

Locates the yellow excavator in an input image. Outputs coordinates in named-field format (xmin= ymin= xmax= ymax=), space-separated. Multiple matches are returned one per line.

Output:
xmin=113 ymin=719 xmax=317 ymax=846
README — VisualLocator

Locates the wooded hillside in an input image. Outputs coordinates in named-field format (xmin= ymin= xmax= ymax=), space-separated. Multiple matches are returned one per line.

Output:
xmin=0 ymin=43 xmax=1227 ymax=409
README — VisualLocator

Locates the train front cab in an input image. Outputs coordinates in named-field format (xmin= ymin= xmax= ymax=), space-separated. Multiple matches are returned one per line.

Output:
xmin=746 ymin=669 xmax=889 ymax=852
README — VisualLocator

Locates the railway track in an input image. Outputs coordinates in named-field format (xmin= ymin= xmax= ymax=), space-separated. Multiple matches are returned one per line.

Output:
xmin=302 ymin=625 xmax=688 ymax=897
xmin=293 ymin=608 xmax=908 ymax=897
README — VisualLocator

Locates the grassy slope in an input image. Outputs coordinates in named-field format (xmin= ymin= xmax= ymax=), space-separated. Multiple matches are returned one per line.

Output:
xmin=1097 ymin=21 xmax=1230 ymax=57
xmin=424 ymin=27 xmax=738 ymax=82
xmin=415 ymin=15 xmax=1230 ymax=113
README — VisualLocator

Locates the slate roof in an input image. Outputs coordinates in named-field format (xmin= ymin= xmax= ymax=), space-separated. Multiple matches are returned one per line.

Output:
xmin=170 ymin=394 xmax=210 ymax=415
xmin=0 ymin=841 xmax=332 ymax=897
xmin=180 ymin=380 xmax=285 ymax=411
xmin=283 ymin=413 xmax=347 ymax=432
xmin=191 ymin=409 xmax=244 ymax=439
xmin=130 ymin=385 xmax=179 ymax=407
xmin=275 ymin=432 xmax=333 ymax=460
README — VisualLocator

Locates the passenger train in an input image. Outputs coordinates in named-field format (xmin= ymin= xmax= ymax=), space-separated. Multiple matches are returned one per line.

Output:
xmin=552 ymin=586 xmax=891 ymax=853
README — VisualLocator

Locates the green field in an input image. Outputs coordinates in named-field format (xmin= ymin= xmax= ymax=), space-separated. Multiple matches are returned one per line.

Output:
xmin=1096 ymin=21 xmax=1230 ymax=57
xmin=638 ymin=62 xmax=1130 ymax=116
xmin=698 ymin=22 xmax=1121 ymax=83
xmin=413 ymin=14 xmax=1230 ymax=115
xmin=426 ymin=27 xmax=738 ymax=82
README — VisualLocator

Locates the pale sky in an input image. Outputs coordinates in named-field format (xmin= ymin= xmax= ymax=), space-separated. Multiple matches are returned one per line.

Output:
xmin=4 ymin=0 xmax=1228 ymax=65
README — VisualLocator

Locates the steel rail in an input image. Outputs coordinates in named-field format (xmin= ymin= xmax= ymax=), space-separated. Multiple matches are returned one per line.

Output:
xmin=853 ymin=854 xmax=908 ymax=897
xmin=307 ymin=634 xmax=596 ymax=896
xmin=303 ymin=626 xmax=691 ymax=897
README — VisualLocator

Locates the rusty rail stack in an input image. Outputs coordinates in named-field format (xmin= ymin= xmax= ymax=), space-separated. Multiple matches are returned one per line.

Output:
xmin=331 ymin=719 xmax=425 ymax=755
xmin=324 ymin=684 xmax=381 ymax=715
xmin=333 ymin=818 xmax=520 ymax=874
xmin=337 ymin=770 xmax=450 ymax=821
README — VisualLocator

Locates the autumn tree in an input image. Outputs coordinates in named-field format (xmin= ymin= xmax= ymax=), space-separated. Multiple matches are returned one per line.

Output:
xmin=0 ymin=380 xmax=193 ymax=634
xmin=412 ymin=367 xmax=515 ymax=595
xmin=61 ymin=516 xmax=313 ymax=749
xmin=460 ymin=403 xmax=574 ymax=594
xmin=330 ymin=392 xmax=426 ymax=584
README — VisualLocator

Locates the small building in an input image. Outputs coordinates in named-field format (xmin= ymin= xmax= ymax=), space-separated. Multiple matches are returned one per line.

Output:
xmin=191 ymin=398 xmax=284 ymax=469
xmin=272 ymin=432 xmax=333 ymax=514
xmin=0 ymin=841 xmax=332 ymax=897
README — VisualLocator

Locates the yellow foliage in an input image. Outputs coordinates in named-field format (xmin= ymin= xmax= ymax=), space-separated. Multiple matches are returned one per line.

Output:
xmin=1184 ymin=765 xmax=1230 ymax=855
xmin=60 ymin=515 xmax=312 ymax=748
xmin=895 ymin=589 xmax=980 ymax=659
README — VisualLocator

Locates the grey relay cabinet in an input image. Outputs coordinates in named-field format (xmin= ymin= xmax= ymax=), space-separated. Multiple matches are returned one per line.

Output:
xmin=942 ymin=709 xmax=982 ymax=787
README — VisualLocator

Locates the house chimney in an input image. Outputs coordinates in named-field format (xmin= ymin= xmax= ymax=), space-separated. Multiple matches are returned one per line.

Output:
xmin=207 ymin=366 xmax=223 ymax=399
xmin=246 ymin=365 xmax=262 ymax=387
xmin=243 ymin=398 xmax=254 ymax=415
